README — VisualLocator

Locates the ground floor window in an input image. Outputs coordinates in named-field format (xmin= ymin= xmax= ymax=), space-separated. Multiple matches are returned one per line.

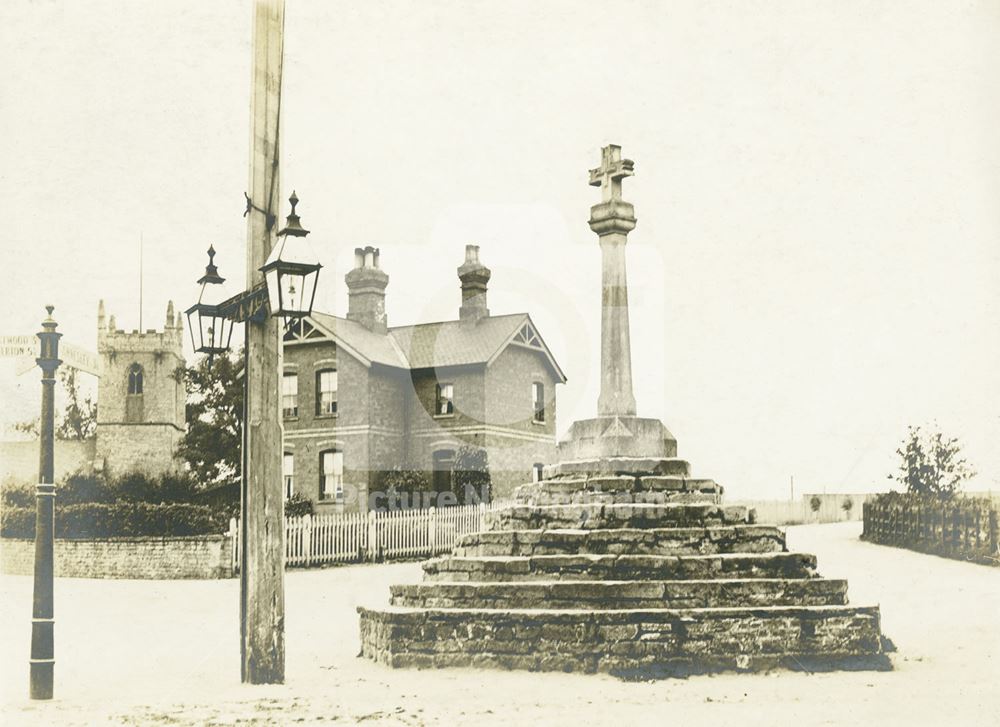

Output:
xmin=432 ymin=449 xmax=455 ymax=494
xmin=320 ymin=449 xmax=344 ymax=502
xmin=283 ymin=452 xmax=294 ymax=499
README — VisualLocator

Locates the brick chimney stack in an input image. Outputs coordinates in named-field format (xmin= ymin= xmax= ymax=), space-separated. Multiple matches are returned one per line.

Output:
xmin=345 ymin=245 xmax=389 ymax=333
xmin=458 ymin=244 xmax=491 ymax=323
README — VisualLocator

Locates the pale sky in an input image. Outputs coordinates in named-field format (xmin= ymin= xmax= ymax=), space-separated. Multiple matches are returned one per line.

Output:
xmin=1 ymin=0 xmax=998 ymax=498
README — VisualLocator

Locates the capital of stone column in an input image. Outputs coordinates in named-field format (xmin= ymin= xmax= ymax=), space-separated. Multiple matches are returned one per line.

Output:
xmin=588 ymin=200 xmax=637 ymax=237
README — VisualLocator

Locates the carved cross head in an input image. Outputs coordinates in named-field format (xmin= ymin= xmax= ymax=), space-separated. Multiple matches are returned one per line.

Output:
xmin=589 ymin=144 xmax=635 ymax=202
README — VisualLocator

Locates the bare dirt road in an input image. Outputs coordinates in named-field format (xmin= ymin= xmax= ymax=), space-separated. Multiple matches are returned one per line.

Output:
xmin=2 ymin=522 xmax=997 ymax=726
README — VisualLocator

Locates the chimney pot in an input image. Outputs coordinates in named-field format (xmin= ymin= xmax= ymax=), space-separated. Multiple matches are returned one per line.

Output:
xmin=458 ymin=244 xmax=491 ymax=323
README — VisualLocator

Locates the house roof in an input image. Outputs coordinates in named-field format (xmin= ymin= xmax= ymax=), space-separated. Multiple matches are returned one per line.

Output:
xmin=300 ymin=311 xmax=566 ymax=382
xmin=307 ymin=313 xmax=409 ymax=368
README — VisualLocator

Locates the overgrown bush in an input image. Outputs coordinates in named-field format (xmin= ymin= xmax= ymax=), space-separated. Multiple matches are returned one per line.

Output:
xmin=1 ymin=480 xmax=35 ymax=509
xmin=453 ymin=445 xmax=491 ymax=505
xmin=60 ymin=472 xmax=114 ymax=505
xmin=1 ymin=502 xmax=226 ymax=539
xmin=378 ymin=467 xmax=430 ymax=509
xmin=890 ymin=425 xmax=976 ymax=497
xmin=285 ymin=493 xmax=313 ymax=517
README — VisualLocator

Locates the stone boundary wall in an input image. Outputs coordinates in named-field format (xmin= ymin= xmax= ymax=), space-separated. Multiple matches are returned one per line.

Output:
xmin=0 ymin=534 xmax=236 ymax=579
xmin=862 ymin=494 xmax=999 ymax=566
xmin=728 ymin=494 xmax=873 ymax=526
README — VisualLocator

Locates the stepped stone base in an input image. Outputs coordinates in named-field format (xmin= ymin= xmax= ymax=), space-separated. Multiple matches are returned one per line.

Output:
xmin=422 ymin=552 xmax=819 ymax=582
xmin=390 ymin=578 xmax=849 ymax=609
xmin=358 ymin=450 xmax=889 ymax=678
xmin=453 ymin=525 xmax=786 ymax=557
xmin=487 ymin=503 xmax=752 ymax=531
xmin=359 ymin=605 xmax=888 ymax=677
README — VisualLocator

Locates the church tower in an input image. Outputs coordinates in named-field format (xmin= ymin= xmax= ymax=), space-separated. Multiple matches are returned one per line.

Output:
xmin=94 ymin=300 xmax=186 ymax=477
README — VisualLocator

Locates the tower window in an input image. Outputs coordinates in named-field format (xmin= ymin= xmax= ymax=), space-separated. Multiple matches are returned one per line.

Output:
xmin=435 ymin=383 xmax=454 ymax=416
xmin=283 ymin=452 xmax=294 ymax=499
xmin=282 ymin=373 xmax=298 ymax=418
xmin=532 ymin=463 xmax=545 ymax=483
xmin=532 ymin=382 xmax=545 ymax=423
xmin=127 ymin=364 xmax=143 ymax=395
xmin=320 ymin=449 xmax=344 ymax=502
xmin=315 ymin=369 xmax=337 ymax=416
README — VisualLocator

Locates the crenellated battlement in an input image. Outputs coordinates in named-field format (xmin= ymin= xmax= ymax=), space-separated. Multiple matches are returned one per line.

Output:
xmin=94 ymin=299 xmax=186 ymax=477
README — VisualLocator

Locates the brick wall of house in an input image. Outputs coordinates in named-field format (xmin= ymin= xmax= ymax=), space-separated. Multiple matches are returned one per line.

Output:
xmin=280 ymin=324 xmax=561 ymax=510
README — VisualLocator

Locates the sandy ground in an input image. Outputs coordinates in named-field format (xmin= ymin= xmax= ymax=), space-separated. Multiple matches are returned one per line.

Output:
xmin=1 ymin=522 xmax=998 ymax=726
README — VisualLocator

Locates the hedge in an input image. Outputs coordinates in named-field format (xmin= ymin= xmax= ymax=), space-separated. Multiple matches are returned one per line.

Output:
xmin=1 ymin=502 xmax=228 ymax=539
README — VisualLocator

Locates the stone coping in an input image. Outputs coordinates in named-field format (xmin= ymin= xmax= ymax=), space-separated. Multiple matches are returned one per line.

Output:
xmin=390 ymin=578 xmax=850 ymax=608
xmin=360 ymin=603 xmax=878 ymax=619
xmin=422 ymin=552 xmax=819 ymax=581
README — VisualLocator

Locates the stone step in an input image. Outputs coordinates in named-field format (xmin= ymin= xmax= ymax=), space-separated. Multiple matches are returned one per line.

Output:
xmin=486 ymin=503 xmax=752 ymax=531
xmin=543 ymin=457 xmax=691 ymax=479
xmin=358 ymin=604 xmax=888 ymax=677
xmin=513 ymin=478 xmax=723 ymax=506
xmin=453 ymin=526 xmax=786 ymax=557
xmin=390 ymin=577 xmax=849 ymax=609
xmin=511 ymin=491 xmax=722 ymax=506
xmin=422 ymin=552 xmax=817 ymax=582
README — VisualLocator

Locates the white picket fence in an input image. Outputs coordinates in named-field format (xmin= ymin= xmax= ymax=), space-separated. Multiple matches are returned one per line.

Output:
xmin=229 ymin=501 xmax=509 ymax=569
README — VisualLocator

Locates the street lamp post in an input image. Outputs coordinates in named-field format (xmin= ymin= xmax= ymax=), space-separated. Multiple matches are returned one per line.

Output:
xmin=30 ymin=305 xmax=61 ymax=700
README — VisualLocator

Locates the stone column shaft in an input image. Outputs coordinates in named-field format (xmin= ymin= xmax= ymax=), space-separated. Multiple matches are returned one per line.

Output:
xmin=590 ymin=199 xmax=638 ymax=417
xmin=598 ymin=233 xmax=637 ymax=416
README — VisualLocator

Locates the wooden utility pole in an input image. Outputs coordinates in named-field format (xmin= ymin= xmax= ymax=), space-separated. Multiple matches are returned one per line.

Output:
xmin=240 ymin=0 xmax=285 ymax=684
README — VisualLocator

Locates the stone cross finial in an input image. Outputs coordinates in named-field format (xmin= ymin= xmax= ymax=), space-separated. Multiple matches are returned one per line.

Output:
xmin=589 ymin=144 xmax=635 ymax=202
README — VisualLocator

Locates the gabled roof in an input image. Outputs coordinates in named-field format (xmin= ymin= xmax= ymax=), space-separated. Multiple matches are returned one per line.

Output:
xmin=306 ymin=313 xmax=408 ymax=368
xmin=292 ymin=312 xmax=566 ymax=382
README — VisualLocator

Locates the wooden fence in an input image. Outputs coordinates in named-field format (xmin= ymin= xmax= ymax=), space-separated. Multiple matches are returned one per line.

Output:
xmin=862 ymin=494 xmax=999 ymax=566
xmin=229 ymin=501 xmax=509 ymax=569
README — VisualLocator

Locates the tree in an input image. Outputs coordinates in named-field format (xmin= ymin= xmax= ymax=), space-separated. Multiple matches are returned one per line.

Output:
xmin=175 ymin=350 xmax=244 ymax=486
xmin=57 ymin=369 xmax=97 ymax=440
xmin=890 ymin=424 xmax=976 ymax=497
xmin=14 ymin=368 xmax=97 ymax=440
xmin=453 ymin=444 xmax=491 ymax=505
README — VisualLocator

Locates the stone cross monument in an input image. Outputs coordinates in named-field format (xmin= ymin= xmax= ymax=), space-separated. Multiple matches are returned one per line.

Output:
xmin=558 ymin=144 xmax=677 ymax=460
xmin=358 ymin=144 xmax=890 ymax=677
xmin=589 ymin=144 xmax=638 ymax=418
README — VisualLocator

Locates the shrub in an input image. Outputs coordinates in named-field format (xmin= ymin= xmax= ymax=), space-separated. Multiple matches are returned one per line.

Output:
xmin=809 ymin=495 xmax=822 ymax=512
xmin=110 ymin=472 xmax=160 ymax=502
xmin=378 ymin=467 xmax=430 ymax=509
xmin=1 ymin=502 xmax=226 ymax=539
xmin=61 ymin=472 xmax=113 ymax=505
xmin=453 ymin=445 xmax=491 ymax=505
xmin=891 ymin=425 xmax=976 ymax=497
xmin=1 ymin=480 xmax=35 ymax=509
xmin=284 ymin=493 xmax=313 ymax=518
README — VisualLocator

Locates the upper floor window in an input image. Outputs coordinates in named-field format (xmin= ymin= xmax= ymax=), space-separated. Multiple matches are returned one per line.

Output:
xmin=320 ymin=449 xmax=344 ymax=502
xmin=532 ymin=382 xmax=545 ymax=423
xmin=127 ymin=364 xmax=143 ymax=395
xmin=316 ymin=369 xmax=337 ymax=416
xmin=282 ymin=373 xmax=298 ymax=418
xmin=283 ymin=452 xmax=294 ymax=499
xmin=435 ymin=383 xmax=454 ymax=416
xmin=532 ymin=463 xmax=544 ymax=483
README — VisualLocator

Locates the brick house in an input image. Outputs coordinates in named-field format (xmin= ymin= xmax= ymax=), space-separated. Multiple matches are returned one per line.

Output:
xmin=281 ymin=244 xmax=566 ymax=512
